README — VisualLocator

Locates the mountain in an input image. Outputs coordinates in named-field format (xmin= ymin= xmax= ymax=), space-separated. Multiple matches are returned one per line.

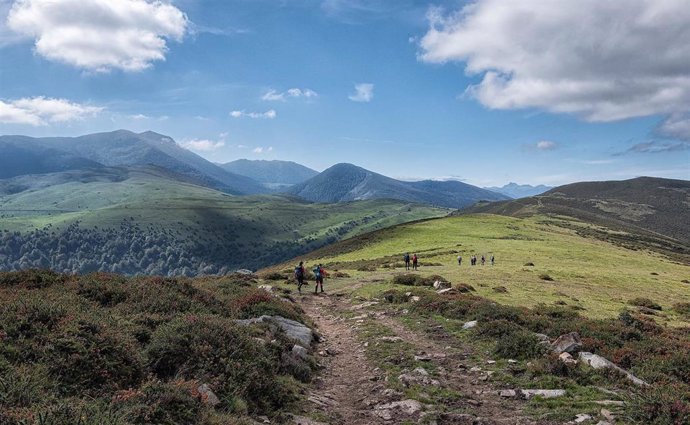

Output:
xmin=485 ymin=182 xmax=552 ymax=199
xmin=285 ymin=163 xmax=509 ymax=208
xmin=0 ymin=130 xmax=267 ymax=195
xmin=0 ymin=165 xmax=446 ymax=274
xmin=466 ymin=176 xmax=690 ymax=254
xmin=220 ymin=159 xmax=318 ymax=189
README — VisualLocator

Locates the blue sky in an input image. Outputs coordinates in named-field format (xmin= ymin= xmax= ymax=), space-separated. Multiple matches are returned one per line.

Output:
xmin=0 ymin=0 xmax=688 ymax=186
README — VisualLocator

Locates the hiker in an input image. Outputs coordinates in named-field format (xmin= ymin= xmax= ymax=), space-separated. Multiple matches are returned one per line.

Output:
xmin=404 ymin=252 xmax=411 ymax=270
xmin=481 ymin=255 xmax=485 ymax=266
xmin=470 ymin=255 xmax=475 ymax=266
xmin=294 ymin=261 xmax=305 ymax=293
xmin=457 ymin=255 xmax=462 ymax=266
xmin=490 ymin=255 xmax=495 ymax=266
xmin=412 ymin=254 xmax=418 ymax=271
xmin=313 ymin=263 xmax=327 ymax=294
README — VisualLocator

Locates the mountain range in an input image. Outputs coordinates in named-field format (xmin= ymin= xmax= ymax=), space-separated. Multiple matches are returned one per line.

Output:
xmin=485 ymin=182 xmax=552 ymax=199
xmin=219 ymin=159 xmax=318 ymax=189
xmin=286 ymin=163 xmax=509 ymax=208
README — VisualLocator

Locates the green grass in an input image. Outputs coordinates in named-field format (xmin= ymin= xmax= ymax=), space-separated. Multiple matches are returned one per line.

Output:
xmin=289 ymin=214 xmax=690 ymax=325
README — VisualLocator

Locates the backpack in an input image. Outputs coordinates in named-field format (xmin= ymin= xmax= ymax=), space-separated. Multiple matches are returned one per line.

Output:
xmin=295 ymin=265 xmax=303 ymax=278
xmin=313 ymin=267 xmax=321 ymax=278
xmin=404 ymin=254 xmax=410 ymax=262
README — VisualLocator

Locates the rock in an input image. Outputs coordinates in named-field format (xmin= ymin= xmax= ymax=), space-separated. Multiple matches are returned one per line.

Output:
xmin=499 ymin=389 xmax=517 ymax=398
xmin=486 ymin=360 xmax=496 ymax=364
xmin=292 ymin=344 xmax=309 ymax=360
xmin=594 ymin=400 xmax=625 ymax=407
xmin=235 ymin=269 xmax=254 ymax=275
xmin=258 ymin=284 xmax=274 ymax=293
xmin=308 ymin=393 xmax=337 ymax=408
xmin=438 ymin=413 xmax=476 ymax=424
xmin=379 ymin=336 xmax=404 ymax=343
xmin=235 ymin=315 xmax=313 ymax=347
xmin=373 ymin=409 xmax=393 ymax=421
xmin=410 ymin=296 xmax=421 ymax=303
xmin=437 ymin=288 xmax=458 ymax=295
xmin=595 ymin=422 xmax=612 ymax=425
xmin=534 ymin=333 xmax=550 ymax=343
xmin=433 ymin=280 xmax=451 ymax=290
xmin=579 ymin=352 xmax=649 ymax=386
xmin=414 ymin=355 xmax=432 ymax=362
xmin=551 ymin=332 xmax=582 ymax=354
xmin=574 ymin=413 xmax=593 ymax=423
xmin=600 ymin=408 xmax=615 ymax=422
xmin=197 ymin=384 xmax=220 ymax=406
xmin=374 ymin=399 xmax=423 ymax=415
xmin=462 ymin=320 xmax=478 ymax=330
xmin=559 ymin=352 xmax=578 ymax=365
xmin=469 ymin=366 xmax=482 ymax=372
xmin=520 ymin=389 xmax=566 ymax=399
xmin=398 ymin=368 xmax=440 ymax=387
xmin=507 ymin=359 xmax=518 ymax=364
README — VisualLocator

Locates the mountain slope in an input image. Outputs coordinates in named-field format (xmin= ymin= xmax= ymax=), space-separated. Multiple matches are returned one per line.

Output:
xmin=467 ymin=176 xmax=690 ymax=248
xmin=0 ymin=166 xmax=447 ymax=274
xmin=220 ymin=159 xmax=318 ymax=187
xmin=0 ymin=130 xmax=267 ymax=195
xmin=485 ymin=182 xmax=552 ymax=199
xmin=286 ymin=163 xmax=509 ymax=208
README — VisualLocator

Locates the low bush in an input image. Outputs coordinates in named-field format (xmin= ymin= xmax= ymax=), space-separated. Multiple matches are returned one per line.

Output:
xmin=494 ymin=330 xmax=543 ymax=360
xmin=629 ymin=297 xmax=662 ymax=311
xmin=392 ymin=274 xmax=448 ymax=287
xmin=0 ymin=269 xmax=67 ymax=289
xmin=674 ymin=302 xmax=690 ymax=317
xmin=538 ymin=273 xmax=554 ymax=281
xmin=261 ymin=272 xmax=286 ymax=281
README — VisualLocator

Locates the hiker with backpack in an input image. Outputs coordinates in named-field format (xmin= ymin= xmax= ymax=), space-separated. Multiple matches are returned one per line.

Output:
xmin=404 ymin=252 xmax=411 ymax=270
xmin=490 ymin=255 xmax=495 ymax=266
xmin=294 ymin=261 xmax=305 ymax=293
xmin=313 ymin=263 xmax=327 ymax=294
xmin=457 ymin=255 xmax=462 ymax=266
xmin=412 ymin=254 xmax=418 ymax=271
xmin=481 ymin=255 xmax=485 ymax=266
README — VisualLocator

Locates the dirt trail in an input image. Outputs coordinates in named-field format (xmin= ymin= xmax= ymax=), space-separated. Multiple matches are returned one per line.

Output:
xmin=298 ymin=289 xmax=555 ymax=425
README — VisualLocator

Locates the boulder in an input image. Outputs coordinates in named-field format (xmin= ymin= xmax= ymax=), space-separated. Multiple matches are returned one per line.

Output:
xmin=258 ymin=284 xmax=274 ymax=293
xmin=375 ymin=399 xmax=423 ymax=415
xmin=462 ymin=320 xmax=478 ymax=330
xmin=197 ymin=384 xmax=220 ymax=406
xmin=236 ymin=315 xmax=314 ymax=347
xmin=559 ymin=352 xmax=578 ymax=365
xmin=499 ymin=389 xmax=517 ymax=398
xmin=292 ymin=344 xmax=309 ymax=360
xmin=437 ymin=288 xmax=458 ymax=295
xmin=573 ymin=413 xmax=593 ymax=423
xmin=551 ymin=332 xmax=582 ymax=354
xmin=410 ymin=296 xmax=421 ymax=302
xmin=433 ymin=280 xmax=451 ymax=290
xmin=579 ymin=352 xmax=649 ymax=387
xmin=520 ymin=389 xmax=566 ymax=399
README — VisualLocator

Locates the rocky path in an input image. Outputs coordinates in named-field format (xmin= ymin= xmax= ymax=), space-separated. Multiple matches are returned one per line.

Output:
xmin=297 ymin=291 xmax=556 ymax=425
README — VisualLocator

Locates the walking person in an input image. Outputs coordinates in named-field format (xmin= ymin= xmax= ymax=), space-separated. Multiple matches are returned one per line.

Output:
xmin=404 ymin=252 xmax=411 ymax=270
xmin=481 ymin=255 xmax=485 ymax=266
xmin=457 ymin=255 xmax=462 ymax=266
xmin=490 ymin=255 xmax=495 ymax=266
xmin=294 ymin=261 xmax=305 ymax=293
xmin=412 ymin=253 xmax=418 ymax=271
xmin=313 ymin=263 xmax=327 ymax=294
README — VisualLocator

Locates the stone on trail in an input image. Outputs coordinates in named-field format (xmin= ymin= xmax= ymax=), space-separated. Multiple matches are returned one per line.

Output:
xmin=573 ymin=413 xmax=593 ymax=423
xmin=520 ymin=389 xmax=566 ymax=399
xmin=235 ymin=315 xmax=313 ymax=347
xmin=499 ymin=389 xmax=517 ymax=398
xmin=291 ymin=415 xmax=329 ymax=425
xmin=551 ymin=332 xmax=582 ymax=354
xmin=579 ymin=352 xmax=649 ymax=386
xmin=462 ymin=320 xmax=478 ymax=330
xmin=398 ymin=368 xmax=440 ymax=387
xmin=379 ymin=336 xmax=404 ymax=343
xmin=374 ymin=399 xmax=423 ymax=417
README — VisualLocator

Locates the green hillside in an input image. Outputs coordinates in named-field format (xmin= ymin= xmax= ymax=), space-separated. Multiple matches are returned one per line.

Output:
xmin=0 ymin=167 xmax=448 ymax=274
xmin=268 ymin=214 xmax=690 ymax=324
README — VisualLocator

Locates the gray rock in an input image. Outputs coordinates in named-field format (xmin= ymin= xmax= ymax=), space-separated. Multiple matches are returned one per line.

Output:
xmin=291 ymin=415 xmax=329 ymax=425
xmin=414 ymin=355 xmax=432 ymax=362
xmin=462 ymin=320 xmax=478 ymax=330
xmin=398 ymin=368 xmax=440 ymax=387
xmin=197 ymin=384 xmax=220 ymax=406
xmin=379 ymin=336 xmax=404 ymax=343
xmin=551 ymin=332 xmax=582 ymax=354
xmin=236 ymin=315 xmax=313 ymax=347
xmin=559 ymin=352 xmax=578 ymax=365
xmin=433 ymin=280 xmax=451 ymax=290
xmin=574 ymin=413 xmax=593 ymax=423
xmin=436 ymin=288 xmax=457 ymax=295
xmin=579 ymin=352 xmax=649 ymax=387
xmin=375 ymin=399 xmax=423 ymax=415
xmin=520 ymin=389 xmax=566 ymax=399
xmin=235 ymin=269 xmax=254 ymax=275
xmin=292 ymin=344 xmax=309 ymax=360
xmin=258 ymin=284 xmax=274 ymax=293
xmin=534 ymin=333 xmax=550 ymax=344
xmin=499 ymin=389 xmax=517 ymax=398
xmin=410 ymin=296 xmax=421 ymax=303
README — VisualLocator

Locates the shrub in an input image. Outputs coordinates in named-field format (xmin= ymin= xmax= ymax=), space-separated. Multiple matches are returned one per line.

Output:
xmin=392 ymin=274 xmax=448 ymax=287
xmin=261 ymin=272 xmax=285 ymax=281
xmin=126 ymin=380 xmax=202 ymax=425
xmin=77 ymin=274 xmax=128 ymax=307
xmin=674 ymin=302 xmax=690 ymax=317
xmin=492 ymin=286 xmax=508 ymax=293
xmin=629 ymin=297 xmax=662 ymax=311
xmin=0 ymin=269 xmax=67 ymax=289
xmin=627 ymin=383 xmax=690 ymax=425
xmin=494 ymin=330 xmax=543 ymax=360
xmin=476 ymin=319 xmax=524 ymax=339
xmin=538 ymin=273 xmax=554 ymax=281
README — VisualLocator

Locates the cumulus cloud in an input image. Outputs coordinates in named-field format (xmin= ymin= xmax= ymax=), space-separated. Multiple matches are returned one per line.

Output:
xmin=535 ymin=140 xmax=557 ymax=151
xmin=230 ymin=109 xmax=277 ymax=119
xmin=349 ymin=83 xmax=374 ymax=102
xmin=658 ymin=114 xmax=690 ymax=141
xmin=262 ymin=88 xmax=318 ymax=102
xmin=0 ymin=96 xmax=103 ymax=125
xmin=419 ymin=1 xmax=690 ymax=123
xmin=7 ymin=0 xmax=188 ymax=72
xmin=181 ymin=138 xmax=225 ymax=152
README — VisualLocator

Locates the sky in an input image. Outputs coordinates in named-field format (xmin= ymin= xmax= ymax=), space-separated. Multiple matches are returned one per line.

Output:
xmin=0 ymin=0 xmax=689 ymax=187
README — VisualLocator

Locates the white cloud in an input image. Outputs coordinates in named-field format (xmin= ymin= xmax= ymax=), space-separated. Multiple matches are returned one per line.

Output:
xmin=252 ymin=146 xmax=273 ymax=154
xmin=349 ymin=83 xmax=374 ymax=102
xmin=7 ymin=0 xmax=188 ymax=72
xmin=535 ymin=140 xmax=557 ymax=151
xmin=419 ymin=1 xmax=690 ymax=122
xmin=659 ymin=114 xmax=690 ymax=141
xmin=262 ymin=88 xmax=318 ymax=101
xmin=0 ymin=96 xmax=102 ymax=125
xmin=181 ymin=138 xmax=225 ymax=152
xmin=230 ymin=109 xmax=277 ymax=119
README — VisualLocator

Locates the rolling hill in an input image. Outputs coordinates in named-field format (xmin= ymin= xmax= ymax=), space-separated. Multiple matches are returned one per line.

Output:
xmin=0 ymin=130 xmax=268 ymax=195
xmin=0 ymin=166 xmax=448 ymax=274
xmin=466 ymin=177 xmax=690 ymax=251
xmin=220 ymin=159 xmax=318 ymax=189
xmin=286 ymin=163 xmax=509 ymax=208
xmin=485 ymin=182 xmax=552 ymax=199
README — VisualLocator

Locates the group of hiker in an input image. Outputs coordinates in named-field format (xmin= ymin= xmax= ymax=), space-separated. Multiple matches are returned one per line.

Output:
xmin=403 ymin=253 xmax=418 ymax=270
xmin=293 ymin=261 xmax=327 ymax=294
xmin=458 ymin=254 xmax=494 ymax=266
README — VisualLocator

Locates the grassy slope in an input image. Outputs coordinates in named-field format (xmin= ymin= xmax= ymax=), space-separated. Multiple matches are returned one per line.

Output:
xmin=269 ymin=214 xmax=690 ymax=324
